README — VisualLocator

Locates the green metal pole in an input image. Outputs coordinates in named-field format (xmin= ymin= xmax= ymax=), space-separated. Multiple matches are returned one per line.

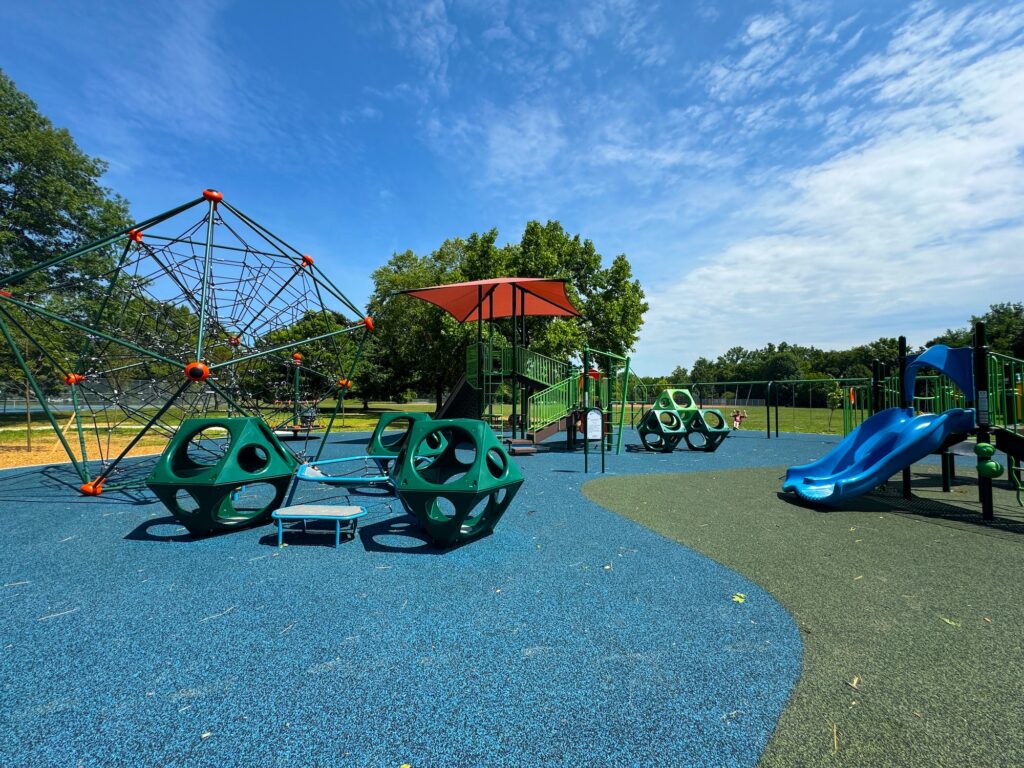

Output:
xmin=0 ymin=314 xmax=88 ymax=481
xmin=205 ymin=379 xmax=253 ymax=417
xmin=0 ymin=294 xmax=181 ymax=367
xmin=510 ymin=287 xmax=517 ymax=438
xmin=0 ymin=197 xmax=205 ymax=287
xmin=616 ymin=355 xmax=630 ymax=454
xmin=195 ymin=198 xmax=217 ymax=359
xmin=477 ymin=285 xmax=483 ymax=420
xmin=70 ymin=383 xmax=90 ymax=471
xmin=293 ymin=361 xmax=301 ymax=428
xmin=583 ymin=346 xmax=590 ymax=473
xmin=313 ymin=331 xmax=367 ymax=462
xmin=221 ymin=201 xmax=364 ymax=317
xmin=209 ymin=323 xmax=363 ymax=370
xmin=93 ymin=381 xmax=190 ymax=483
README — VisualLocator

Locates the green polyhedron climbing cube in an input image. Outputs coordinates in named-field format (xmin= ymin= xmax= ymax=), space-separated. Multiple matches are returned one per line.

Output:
xmin=652 ymin=388 xmax=697 ymax=413
xmin=638 ymin=389 xmax=731 ymax=453
xmin=638 ymin=408 xmax=688 ymax=452
xmin=392 ymin=418 xmax=523 ymax=546
xmin=146 ymin=417 xmax=299 ymax=535
xmin=683 ymin=409 xmax=730 ymax=452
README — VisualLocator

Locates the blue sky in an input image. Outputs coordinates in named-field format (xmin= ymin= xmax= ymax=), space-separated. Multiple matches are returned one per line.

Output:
xmin=2 ymin=0 xmax=1023 ymax=374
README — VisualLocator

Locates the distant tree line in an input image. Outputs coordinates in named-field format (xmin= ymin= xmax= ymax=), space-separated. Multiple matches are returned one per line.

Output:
xmin=642 ymin=303 xmax=1024 ymax=387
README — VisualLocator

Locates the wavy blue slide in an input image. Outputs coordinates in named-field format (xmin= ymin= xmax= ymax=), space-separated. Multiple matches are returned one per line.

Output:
xmin=783 ymin=407 xmax=976 ymax=504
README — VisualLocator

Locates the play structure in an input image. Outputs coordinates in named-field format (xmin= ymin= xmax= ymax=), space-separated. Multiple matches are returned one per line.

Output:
xmin=146 ymin=417 xmax=299 ymax=534
xmin=293 ymin=411 xmax=524 ymax=545
xmin=0 ymin=189 xmax=370 ymax=493
xmin=637 ymin=388 xmax=730 ymax=453
xmin=784 ymin=322 xmax=1024 ymax=519
xmin=391 ymin=417 xmax=523 ymax=545
xmin=402 ymin=278 xmax=634 ymax=460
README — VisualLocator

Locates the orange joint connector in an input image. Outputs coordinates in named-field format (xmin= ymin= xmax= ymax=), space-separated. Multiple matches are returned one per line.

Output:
xmin=301 ymin=254 xmax=314 ymax=268
xmin=0 ymin=290 xmax=12 ymax=298
xmin=184 ymin=361 xmax=210 ymax=381
xmin=291 ymin=352 xmax=303 ymax=365
xmin=128 ymin=229 xmax=144 ymax=243
xmin=80 ymin=479 xmax=104 ymax=496
xmin=363 ymin=315 xmax=375 ymax=332
xmin=337 ymin=378 xmax=352 ymax=390
xmin=65 ymin=372 xmax=86 ymax=386
xmin=202 ymin=189 xmax=223 ymax=202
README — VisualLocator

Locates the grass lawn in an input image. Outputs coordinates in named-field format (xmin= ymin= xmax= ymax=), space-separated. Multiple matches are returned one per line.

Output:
xmin=0 ymin=401 xmax=436 ymax=469
xmin=585 ymin=464 xmax=1024 ymax=767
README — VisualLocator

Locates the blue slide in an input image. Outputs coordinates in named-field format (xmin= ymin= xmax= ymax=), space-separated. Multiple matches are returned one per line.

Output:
xmin=783 ymin=407 xmax=976 ymax=504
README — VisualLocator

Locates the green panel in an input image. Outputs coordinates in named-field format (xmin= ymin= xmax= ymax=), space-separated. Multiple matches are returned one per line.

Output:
xmin=391 ymin=418 xmax=524 ymax=545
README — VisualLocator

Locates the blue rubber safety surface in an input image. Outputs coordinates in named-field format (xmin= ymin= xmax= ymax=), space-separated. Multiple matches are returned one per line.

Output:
xmin=0 ymin=429 xmax=838 ymax=767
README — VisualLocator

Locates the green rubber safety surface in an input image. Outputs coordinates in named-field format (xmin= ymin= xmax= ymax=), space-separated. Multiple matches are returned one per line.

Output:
xmin=584 ymin=464 xmax=1024 ymax=767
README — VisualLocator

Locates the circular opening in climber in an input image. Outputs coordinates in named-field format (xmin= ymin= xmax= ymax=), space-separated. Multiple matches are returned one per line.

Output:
xmin=237 ymin=444 xmax=271 ymax=474
xmin=672 ymin=390 xmax=693 ymax=408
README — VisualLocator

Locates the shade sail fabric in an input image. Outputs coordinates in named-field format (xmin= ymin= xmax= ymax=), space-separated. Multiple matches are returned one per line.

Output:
xmin=400 ymin=277 xmax=580 ymax=322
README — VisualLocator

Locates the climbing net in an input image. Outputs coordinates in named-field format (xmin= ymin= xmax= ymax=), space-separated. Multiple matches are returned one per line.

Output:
xmin=0 ymin=190 xmax=371 ymax=493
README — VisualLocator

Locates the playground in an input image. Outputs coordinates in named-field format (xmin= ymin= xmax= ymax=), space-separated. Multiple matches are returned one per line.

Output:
xmin=2 ymin=427 xmax=1022 ymax=767
xmin=1 ymin=192 xmax=1023 ymax=767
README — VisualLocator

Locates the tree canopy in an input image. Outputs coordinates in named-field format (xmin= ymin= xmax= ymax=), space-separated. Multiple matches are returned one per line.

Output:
xmin=362 ymin=222 xmax=648 ymax=407
xmin=649 ymin=304 xmax=1021 ymax=386
xmin=0 ymin=70 xmax=132 ymax=388
xmin=0 ymin=69 xmax=130 ymax=290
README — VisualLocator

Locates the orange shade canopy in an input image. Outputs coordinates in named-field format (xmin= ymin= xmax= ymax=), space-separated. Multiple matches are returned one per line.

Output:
xmin=400 ymin=277 xmax=580 ymax=323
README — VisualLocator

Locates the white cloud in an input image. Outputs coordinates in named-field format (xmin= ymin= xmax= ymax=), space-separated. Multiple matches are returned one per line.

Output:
xmin=385 ymin=0 xmax=458 ymax=95
xmin=640 ymin=2 xmax=1024 ymax=371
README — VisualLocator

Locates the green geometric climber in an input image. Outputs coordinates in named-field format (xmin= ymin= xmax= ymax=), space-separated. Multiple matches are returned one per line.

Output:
xmin=638 ymin=388 xmax=731 ymax=453
xmin=638 ymin=408 xmax=689 ymax=452
xmin=146 ymin=417 xmax=298 ymax=535
xmin=392 ymin=418 xmax=523 ymax=546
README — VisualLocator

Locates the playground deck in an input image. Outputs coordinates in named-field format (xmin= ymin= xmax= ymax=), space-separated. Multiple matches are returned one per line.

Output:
xmin=1 ymin=428 xmax=1021 ymax=767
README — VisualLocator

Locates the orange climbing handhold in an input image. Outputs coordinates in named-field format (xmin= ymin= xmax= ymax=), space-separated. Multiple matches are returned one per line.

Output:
xmin=128 ymin=229 xmax=144 ymax=243
xmin=184 ymin=361 xmax=210 ymax=381
xmin=202 ymin=189 xmax=223 ymax=202
xmin=363 ymin=315 xmax=375 ymax=332
xmin=301 ymin=254 xmax=315 ymax=268
xmin=80 ymin=479 xmax=104 ymax=496
xmin=64 ymin=372 xmax=86 ymax=385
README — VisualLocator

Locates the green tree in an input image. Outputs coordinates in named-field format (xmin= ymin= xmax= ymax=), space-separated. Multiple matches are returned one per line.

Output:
xmin=929 ymin=303 xmax=1024 ymax=357
xmin=365 ymin=247 xmax=471 ymax=409
xmin=0 ymin=69 xmax=130 ymax=387
xmin=0 ymin=70 xmax=129 ymax=290
xmin=366 ymin=221 xmax=648 ymax=409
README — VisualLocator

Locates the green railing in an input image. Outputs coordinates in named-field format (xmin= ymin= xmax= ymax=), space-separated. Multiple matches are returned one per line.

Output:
xmin=466 ymin=343 xmax=569 ymax=389
xmin=513 ymin=347 xmax=571 ymax=387
xmin=528 ymin=376 xmax=576 ymax=432
xmin=987 ymin=351 xmax=1024 ymax=431
xmin=879 ymin=373 xmax=965 ymax=413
